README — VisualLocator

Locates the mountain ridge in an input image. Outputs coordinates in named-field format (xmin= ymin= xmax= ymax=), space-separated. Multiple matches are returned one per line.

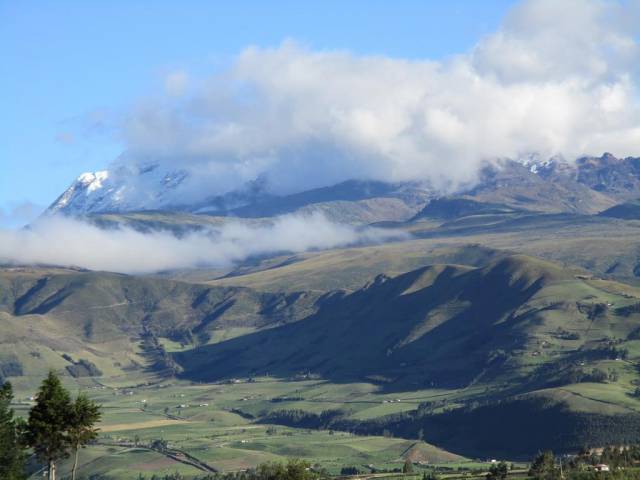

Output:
xmin=46 ymin=153 xmax=640 ymax=225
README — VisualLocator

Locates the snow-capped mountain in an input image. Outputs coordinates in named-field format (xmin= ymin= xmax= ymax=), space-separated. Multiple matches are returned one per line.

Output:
xmin=46 ymin=153 xmax=640 ymax=223
xmin=47 ymin=162 xmax=194 ymax=215
xmin=45 ymin=160 xmax=435 ymax=222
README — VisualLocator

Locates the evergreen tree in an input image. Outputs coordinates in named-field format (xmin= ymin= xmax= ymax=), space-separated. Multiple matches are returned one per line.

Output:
xmin=486 ymin=462 xmax=508 ymax=480
xmin=68 ymin=393 xmax=101 ymax=480
xmin=0 ymin=381 xmax=26 ymax=480
xmin=529 ymin=451 xmax=559 ymax=480
xmin=403 ymin=459 xmax=414 ymax=474
xmin=27 ymin=371 xmax=73 ymax=480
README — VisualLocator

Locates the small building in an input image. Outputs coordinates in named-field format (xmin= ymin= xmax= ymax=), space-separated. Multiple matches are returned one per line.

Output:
xmin=595 ymin=464 xmax=610 ymax=472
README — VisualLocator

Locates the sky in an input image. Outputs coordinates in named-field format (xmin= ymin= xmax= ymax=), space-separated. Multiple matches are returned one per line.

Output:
xmin=0 ymin=0 xmax=516 ymax=227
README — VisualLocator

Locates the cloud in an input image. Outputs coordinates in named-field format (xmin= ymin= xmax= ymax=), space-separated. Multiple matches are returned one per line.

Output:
xmin=0 ymin=202 xmax=44 ymax=228
xmin=101 ymin=0 xmax=640 ymax=207
xmin=472 ymin=0 xmax=640 ymax=83
xmin=0 ymin=214 xmax=405 ymax=274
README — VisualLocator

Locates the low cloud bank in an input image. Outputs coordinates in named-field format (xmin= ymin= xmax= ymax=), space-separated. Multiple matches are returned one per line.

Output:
xmin=0 ymin=214 xmax=406 ymax=274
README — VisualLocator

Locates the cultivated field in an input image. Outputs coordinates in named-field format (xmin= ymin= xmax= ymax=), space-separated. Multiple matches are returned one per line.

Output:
xmin=11 ymin=377 xmax=492 ymax=479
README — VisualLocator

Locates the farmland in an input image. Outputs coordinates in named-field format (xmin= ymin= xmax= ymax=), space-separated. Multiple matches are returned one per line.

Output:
xmin=11 ymin=377 xmax=489 ymax=479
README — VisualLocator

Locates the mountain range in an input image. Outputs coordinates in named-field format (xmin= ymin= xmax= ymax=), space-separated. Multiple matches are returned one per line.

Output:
xmin=46 ymin=153 xmax=640 ymax=225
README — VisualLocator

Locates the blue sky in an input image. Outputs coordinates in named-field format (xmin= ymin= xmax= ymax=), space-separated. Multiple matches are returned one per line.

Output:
xmin=0 ymin=0 xmax=515 ymax=226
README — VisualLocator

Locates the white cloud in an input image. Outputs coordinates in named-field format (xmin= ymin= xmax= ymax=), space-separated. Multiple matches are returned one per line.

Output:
xmin=0 ymin=214 xmax=405 ymax=274
xmin=472 ymin=0 xmax=640 ymax=82
xmin=103 ymin=0 xmax=640 ymax=207
xmin=0 ymin=202 xmax=44 ymax=228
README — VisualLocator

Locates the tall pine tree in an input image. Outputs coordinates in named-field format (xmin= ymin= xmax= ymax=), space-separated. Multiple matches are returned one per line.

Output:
xmin=0 ymin=381 xmax=26 ymax=480
xmin=68 ymin=393 xmax=101 ymax=480
xmin=27 ymin=371 xmax=72 ymax=480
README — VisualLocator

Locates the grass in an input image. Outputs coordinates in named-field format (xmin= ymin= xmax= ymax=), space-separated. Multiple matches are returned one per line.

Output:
xmin=11 ymin=377 xmax=482 ymax=479
xmin=202 ymin=214 xmax=640 ymax=292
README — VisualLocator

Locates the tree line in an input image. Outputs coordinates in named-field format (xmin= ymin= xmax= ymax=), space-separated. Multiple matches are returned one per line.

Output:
xmin=135 ymin=459 xmax=322 ymax=480
xmin=269 ymin=396 xmax=640 ymax=458
xmin=526 ymin=448 xmax=640 ymax=480
xmin=0 ymin=371 xmax=101 ymax=480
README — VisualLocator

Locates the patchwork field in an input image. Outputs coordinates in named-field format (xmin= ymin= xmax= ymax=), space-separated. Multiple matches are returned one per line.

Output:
xmin=10 ymin=377 xmax=495 ymax=479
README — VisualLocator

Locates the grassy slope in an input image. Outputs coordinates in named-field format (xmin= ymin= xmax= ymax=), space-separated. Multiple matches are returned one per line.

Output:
xmin=178 ymin=254 xmax=640 ymax=390
xmin=198 ymin=213 xmax=640 ymax=292
xmin=207 ymin=244 xmax=506 ymax=293
xmin=0 ymin=266 xmax=324 ymax=396
xmin=5 ymin=217 xmax=640 ymax=467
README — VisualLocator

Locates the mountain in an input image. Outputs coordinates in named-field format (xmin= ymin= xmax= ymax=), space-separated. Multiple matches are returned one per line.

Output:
xmin=462 ymin=158 xmax=618 ymax=214
xmin=226 ymin=180 xmax=432 ymax=223
xmin=46 ymin=162 xmax=433 ymax=224
xmin=575 ymin=153 xmax=640 ymax=199
xmin=46 ymin=154 xmax=640 ymax=228
xmin=47 ymin=163 xmax=193 ymax=215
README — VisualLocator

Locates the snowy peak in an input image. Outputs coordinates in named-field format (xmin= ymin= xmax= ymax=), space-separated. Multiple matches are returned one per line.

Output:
xmin=45 ymin=153 xmax=640 ymax=220
xmin=78 ymin=171 xmax=109 ymax=192
xmin=47 ymin=170 xmax=113 ymax=215
xmin=46 ymin=163 xmax=192 ymax=215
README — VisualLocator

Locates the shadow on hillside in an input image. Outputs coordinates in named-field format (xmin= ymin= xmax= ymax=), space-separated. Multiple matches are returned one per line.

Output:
xmin=174 ymin=257 xmax=546 ymax=394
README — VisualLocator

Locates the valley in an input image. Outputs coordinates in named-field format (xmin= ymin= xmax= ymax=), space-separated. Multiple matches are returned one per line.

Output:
xmin=7 ymin=155 xmax=640 ymax=477
xmin=5 ymin=223 xmax=640 ymax=474
xmin=11 ymin=377 xmax=483 ymax=479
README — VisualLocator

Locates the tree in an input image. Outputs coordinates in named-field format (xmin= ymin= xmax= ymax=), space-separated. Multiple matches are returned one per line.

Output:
xmin=0 ymin=381 xmax=26 ymax=480
xmin=340 ymin=467 xmax=360 ymax=475
xmin=486 ymin=462 xmax=508 ymax=480
xmin=27 ymin=371 xmax=72 ymax=480
xmin=256 ymin=459 xmax=317 ymax=480
xmin=529 ymin=451 xmax=558 ymax=480
xmin=151 ymin=438 xmax=168 ymax=452
xmin=403 ymin=459 xmax=414 ymax=474
xmin=68 ymin=393 xmax=101 ymax=480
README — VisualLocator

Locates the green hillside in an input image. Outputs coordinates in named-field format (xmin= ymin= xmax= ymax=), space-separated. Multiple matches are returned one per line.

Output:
xmin=5 ymin=249 xmax=640 ymax=460
xmin=0 ymin=266 xmax=320 ymax=391
xmin=177 ymin=254 xmax=640 ymax=392
xmin=171 ymin=254 xmax=640 ymax=456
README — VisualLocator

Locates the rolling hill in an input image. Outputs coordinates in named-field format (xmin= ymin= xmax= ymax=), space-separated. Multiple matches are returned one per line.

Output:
xmin=171 ymin=254 xmax=640 ymax=457
xmin=0 ymin=266 xmax=321 ymax=389
xmin=176 ymin=254 xmax=640 ymax=390
xmin=4 ymin=249 xmax=640 ymax=457
xmin=600 ymin=199 xmax=640 ymax=220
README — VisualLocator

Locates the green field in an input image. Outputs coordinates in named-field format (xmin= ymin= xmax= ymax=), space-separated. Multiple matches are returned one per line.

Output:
xmin=10 ymin=377 xmax=491 ymax=479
